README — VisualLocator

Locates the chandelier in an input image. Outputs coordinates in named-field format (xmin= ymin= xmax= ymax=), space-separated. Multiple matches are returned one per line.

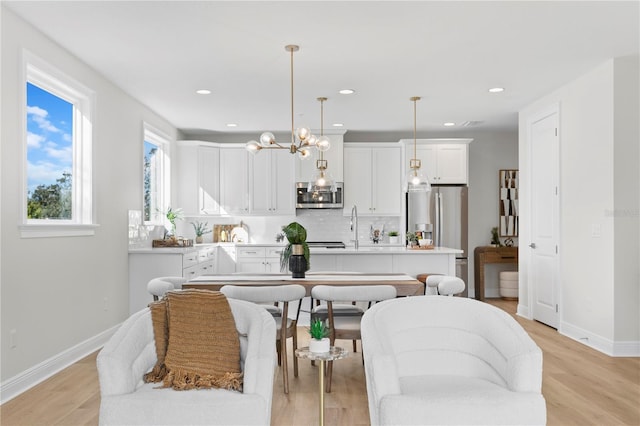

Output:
xmin=307 ymin=97 xmax=335 ymax=192
xmin=245 ymin=45 xmax=330 ymax=158
xmin=406 ymin=96 xmax=431 ymax=192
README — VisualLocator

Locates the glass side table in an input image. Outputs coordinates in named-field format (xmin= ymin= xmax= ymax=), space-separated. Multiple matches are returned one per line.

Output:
xmin=295 ymin=346 xmax=349 ymax=426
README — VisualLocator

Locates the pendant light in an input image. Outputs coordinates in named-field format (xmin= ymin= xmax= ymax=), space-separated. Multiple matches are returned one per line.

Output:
xmin=406 ymin=96 xmax=431 ymax=193
xmin=307 ymin=97 xmax=336 ymax=192
xmin=245 ymin=45 xmax=328 ymax=160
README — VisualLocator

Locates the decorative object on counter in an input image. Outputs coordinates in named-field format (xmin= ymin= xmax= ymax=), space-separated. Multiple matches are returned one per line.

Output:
xmin=308 ymin=319 xmax=330 ymax=353
xmin=405 ymin=231 xmax=419 ymax=247
xmin=308 ymin=97 xmax=337 ymax=193
xmin=152 ymin=238 xmax=193 ymax=248
xmin=499 ymin=169 xmax=519 ymax=237
xmin=245 ymin=45 xmax=330 ymax=160
xmin=405 ymin=96 xmax=431 ymax=193
xmin=275 ymin=230 xmax=285 ymax=243
xmin=280 ymin=221 xmax=310 ymax=278
xmin=504 ymin=237 xmax=515 ymax=247
xmin=230 ymin=222 xmax=249 ymax=242
xmin=370 ymin=223 xmax=385 ymax=244
xmin=491 ymin=226 xmax=503 ymax=247
xmin=163 ymin=206 xmax=183 ymax=238
xmin=190 ymin=220 xmax=211 ymax=244
xmin=213 ymin=224 xmax=237 ymax=242
xmin=388 ymin=231 xmax=399 ymax=245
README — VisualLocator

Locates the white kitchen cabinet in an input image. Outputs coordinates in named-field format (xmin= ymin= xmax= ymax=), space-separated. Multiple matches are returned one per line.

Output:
xmin=217 ymin=244 xmax=237 ymax=273
xmin=250 ymin=150 xmax=295 ymax=215
xmin=296 ymin=133 xmax=345 ymax=182
xmin=236 ymin=245 xmax=284 ymax=273
xmin=176 ymin=141 xmax=220 ymax=216
xmin=219 ymin=147 xmax=249 ymax=215
xmin=128 ymin=245 xmax=217 ymax=314
xmin=343 ymin=144 xmax=402 ymax=216
xmin=401 ymin=139 xmax=472 ymax=185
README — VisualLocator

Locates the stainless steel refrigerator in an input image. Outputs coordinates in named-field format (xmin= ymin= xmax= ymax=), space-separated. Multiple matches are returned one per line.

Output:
xmin=406 ymin=186 xmax=468 ymax=295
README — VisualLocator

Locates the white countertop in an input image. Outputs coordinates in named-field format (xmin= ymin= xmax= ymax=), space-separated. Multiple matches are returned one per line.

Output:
xmin=129 ymin=242 xmax=462 ymax=255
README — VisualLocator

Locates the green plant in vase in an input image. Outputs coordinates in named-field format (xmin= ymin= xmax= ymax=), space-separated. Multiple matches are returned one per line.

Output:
xmin=308 ymin=318 xmax=330 ymax=353
xmin=190 ymin=220 xmax=211 ymax=243
xmin=491 ymin=227 xmax=503 ymax=247
xmin=163 ymin=206 xmax=183 ymax=239
xmin=280 ymin=222 xmax=310 ymax=277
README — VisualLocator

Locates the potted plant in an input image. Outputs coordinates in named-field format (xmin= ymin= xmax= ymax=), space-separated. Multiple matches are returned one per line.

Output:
xmin=388 ymin=231 xmax=400 ymax=245
xmin=190 ymin=220 xmax=211 ymax=244
xmin=280 ymin=222 xmax=310 ymax=278
xmin=405 ymin=231 xmax=419 ymax=247
xmin=308 ymin=318 xmax=330 ymax=353
xmin=491 ymin=227 xmax=503 ymax=247
xmin=163 ymin=206 xmax=183 ymax=239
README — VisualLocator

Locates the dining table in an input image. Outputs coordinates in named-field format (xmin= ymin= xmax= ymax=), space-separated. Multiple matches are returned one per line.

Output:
xmin=183 ymin=272 xmax=425 ymax=297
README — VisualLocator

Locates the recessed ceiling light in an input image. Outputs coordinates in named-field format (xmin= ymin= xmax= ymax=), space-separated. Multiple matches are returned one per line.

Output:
xmin=332 ymin=123 xmax=344 ymax=127
xmin=196 ymin=89 xmax=211 ymax=95
xmin=338 ymin=89 xmax=355 ymax=95
xmin=226 ymin=123 xmax=238 ymax=127
xmin=488 ymin=87 xmax=504 ymax=93
xmin=443 ymin=122 xmax=456 ymax=127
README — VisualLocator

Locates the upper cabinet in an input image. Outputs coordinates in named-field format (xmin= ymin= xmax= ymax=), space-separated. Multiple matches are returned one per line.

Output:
xmin=343 ymin=143 xmax=402 ymax=216
xmin=296 ymin=133 xmax=345 ymax=183
xmin=400 ymin=139 xmax=472 ymax=185
xmin=219 ymin=146 xmax=249 ymax=215
xmin=249 ymin=149 xmax=295 ymax=215
xmin=176 ymin=141 xmax=220 ymax=216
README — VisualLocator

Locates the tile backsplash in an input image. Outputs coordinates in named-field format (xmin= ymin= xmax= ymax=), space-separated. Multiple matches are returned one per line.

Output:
xmin=177 ymin=210 xmax=401 ymax=245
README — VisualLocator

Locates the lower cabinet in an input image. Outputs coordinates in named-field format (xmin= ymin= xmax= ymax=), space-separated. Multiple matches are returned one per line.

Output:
xmin=128 ymin=245 xmax=217 ymax=314
xmin=236 ymin=246 xmax=284 ymax=273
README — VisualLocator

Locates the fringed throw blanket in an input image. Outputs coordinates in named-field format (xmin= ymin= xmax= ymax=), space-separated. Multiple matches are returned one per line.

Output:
xmin=143 ymin=289 xmax=243 ymax=391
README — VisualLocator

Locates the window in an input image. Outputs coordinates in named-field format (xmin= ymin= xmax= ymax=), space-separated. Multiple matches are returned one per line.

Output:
xmin=143 ymin=123 xmax=171 ymax=224
xmin=21 ymin=51 xmax=96 ymax=238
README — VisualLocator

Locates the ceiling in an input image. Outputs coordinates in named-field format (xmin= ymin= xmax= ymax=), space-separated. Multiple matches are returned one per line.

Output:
xmin=4 ymin=1 xmax=639 ymax=141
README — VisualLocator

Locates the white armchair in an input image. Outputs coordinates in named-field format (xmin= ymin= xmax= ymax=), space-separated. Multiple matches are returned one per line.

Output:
xmin=97 ymin=298 xmax=276 ymax=425
xmin=361 ymin=296 xmax=546 ymax=425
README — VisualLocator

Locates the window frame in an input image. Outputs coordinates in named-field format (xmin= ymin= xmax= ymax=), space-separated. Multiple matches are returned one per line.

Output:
xmin=142 ymin=122 xmax=171 ymax=225
xmin=20 ymin=50 xmax=97 ymax=238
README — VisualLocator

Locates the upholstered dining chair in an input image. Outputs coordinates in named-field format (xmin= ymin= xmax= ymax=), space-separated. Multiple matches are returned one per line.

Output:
xmin=220 ymin=284 xmax=306 ymax=394
xmin=310 ymin=284 xmax=397 ymax=393
xmin=424 ymin=275 xmax=466 ymax=296
xmin=146 ymin=276 xmax=184 ymax=301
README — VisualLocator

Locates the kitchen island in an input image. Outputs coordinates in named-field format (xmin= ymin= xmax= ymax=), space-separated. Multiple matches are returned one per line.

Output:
xmin=128 ymin=243 xmax=462 ymax=314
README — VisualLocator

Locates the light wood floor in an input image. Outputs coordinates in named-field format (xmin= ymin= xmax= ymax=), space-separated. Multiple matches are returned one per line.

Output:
xmin=1 ymin=300 xmax=638 ymax=425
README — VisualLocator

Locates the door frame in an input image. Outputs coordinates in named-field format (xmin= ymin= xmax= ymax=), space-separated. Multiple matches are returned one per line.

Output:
xmin=524 ymin=103 xmax=561 ymax=327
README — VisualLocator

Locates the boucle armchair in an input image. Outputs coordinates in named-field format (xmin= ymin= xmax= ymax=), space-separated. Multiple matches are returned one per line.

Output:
xmin=97 ymin=298 xmax=276 ymax=425
xmin=361 ymin=296 xmax=546 ymax=425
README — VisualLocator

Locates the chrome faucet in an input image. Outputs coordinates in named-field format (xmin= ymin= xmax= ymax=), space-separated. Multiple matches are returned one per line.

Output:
xmin=350 ymin=205 xmax=359 ymax=250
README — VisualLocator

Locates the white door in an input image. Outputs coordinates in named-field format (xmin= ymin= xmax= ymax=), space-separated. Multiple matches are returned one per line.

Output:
xmin=529 ymin=108 xmax=560 ymax=328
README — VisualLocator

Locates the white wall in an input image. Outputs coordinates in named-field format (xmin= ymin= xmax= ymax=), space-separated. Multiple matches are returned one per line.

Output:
xmin=519 ymin=56 xmax=639 ymax=354
xmin=0 ymin=6 xmax=179 ymax=388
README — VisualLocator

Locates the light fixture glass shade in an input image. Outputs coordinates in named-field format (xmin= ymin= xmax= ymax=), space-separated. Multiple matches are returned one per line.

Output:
xmin=307 ymin=169 xmax=336 ymax=192
xmin=259 ymin=132 xmax=275 ymax=147
xmin=405 ymin=169 xmax=431 ymax=193
xmin=295 ymin=126 xmax=311 ymax=142
xmin=298 ymin=147 xmax=311 ymax=159
xmin=306 ymin=134 xmax=318 ymax=147
xmin=246 ymin=140 xmax=261 ymax=154
xmin=316 ymin=135 xmax=331 ymax=152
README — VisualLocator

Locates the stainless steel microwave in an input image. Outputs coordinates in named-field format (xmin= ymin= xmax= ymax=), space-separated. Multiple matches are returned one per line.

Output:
xmin=296 ymin=182 xmax=344 ymax=209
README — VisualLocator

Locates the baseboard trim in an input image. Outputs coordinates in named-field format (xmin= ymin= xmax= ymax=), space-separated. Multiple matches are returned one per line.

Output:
xmin=516 ymin=303 xmax=531 ymax=319
xmin=0 ymin=324 xmax=120 ymax=404
xmin=560 ymin=321 xmax=640 ymax=357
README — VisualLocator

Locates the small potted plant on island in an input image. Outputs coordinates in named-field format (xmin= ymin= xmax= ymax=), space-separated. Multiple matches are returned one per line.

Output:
xmin=191 ymin=220 xmax=211 ymax=244
xmin=280 ymin=222 xmax=310 ymax=278
xmin=405 ymin=231 xmax=419 ymax=248
xmin=388 ymin=231 xmax=400 ymax=245
xmin=308 ymin=318 xmax=330 ymax=353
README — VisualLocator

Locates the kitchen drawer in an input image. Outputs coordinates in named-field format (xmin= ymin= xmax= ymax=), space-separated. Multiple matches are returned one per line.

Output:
xmin=266 ymin=246 xmax=284 ymax=258
xmin=183 ymin=250 xmax=199 ymax=268
xmin=197 ymin=247 xmax=216 ymax=262
xmin=237 ymin=246 xmax=266 ymax=258
xmin=183 ymin=264 xmax=200 ymax=281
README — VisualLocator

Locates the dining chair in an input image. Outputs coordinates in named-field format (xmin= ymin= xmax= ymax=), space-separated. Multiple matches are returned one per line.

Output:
xmin=220 ymin=284 xmax=306 ymax=394
xmin=310 ymin=284 xmax=397 ymax=392
xmin=146 ymin=276 xmax=184 ymax=301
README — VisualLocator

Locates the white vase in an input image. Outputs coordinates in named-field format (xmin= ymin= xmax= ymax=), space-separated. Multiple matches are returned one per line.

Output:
xmin=309 ymin=338 xmax=330 ymax=353
xmin=389 ymin=236 xmax=399 ymax=244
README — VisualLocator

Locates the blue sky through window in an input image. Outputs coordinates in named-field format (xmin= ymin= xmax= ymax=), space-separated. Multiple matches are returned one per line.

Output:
xmin=26 ymin=82 xmax=73 ymax=194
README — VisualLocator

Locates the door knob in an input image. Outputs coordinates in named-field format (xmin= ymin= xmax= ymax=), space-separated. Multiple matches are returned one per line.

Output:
xmin=529 ymin=243 xmax=536 ymax=249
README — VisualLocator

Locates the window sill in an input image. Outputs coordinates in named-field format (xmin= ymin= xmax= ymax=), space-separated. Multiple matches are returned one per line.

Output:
xmin=19 ymin=223 xmax=100 ymax=238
